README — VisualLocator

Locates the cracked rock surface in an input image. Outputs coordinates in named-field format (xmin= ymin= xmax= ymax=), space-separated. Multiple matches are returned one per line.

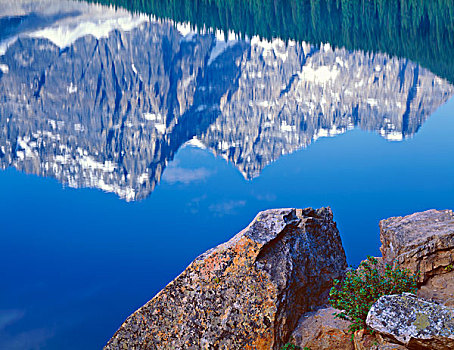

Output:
xmin=379 ymin=209 xmax=454 ymax=305
xmin=104 ymin=207 xmax=346 ymax=349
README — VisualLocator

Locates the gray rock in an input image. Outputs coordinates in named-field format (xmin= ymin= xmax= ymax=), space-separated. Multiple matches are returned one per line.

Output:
xmin=366 ymin=293 xmax=454 ymax=350
xmin=105 ymin=207 xmax=346 ymax=349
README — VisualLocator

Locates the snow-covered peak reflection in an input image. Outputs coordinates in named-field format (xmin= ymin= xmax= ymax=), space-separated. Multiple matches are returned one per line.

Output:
xmin=0 ymin=0 xmax=147 ymax=55
xmin=0 ymin=0 xmax=452 ymax=200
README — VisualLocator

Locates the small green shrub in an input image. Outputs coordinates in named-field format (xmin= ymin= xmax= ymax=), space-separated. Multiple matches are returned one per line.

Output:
xmin=280 ymin=343 xmax=302 ymax=350
xmin=444 ymin=264 xmax=453 ymax=272
xmin=280 ymin=344 xmax=310 ymax=350
xmin=329 ymin=256 xmax=418 ymax=332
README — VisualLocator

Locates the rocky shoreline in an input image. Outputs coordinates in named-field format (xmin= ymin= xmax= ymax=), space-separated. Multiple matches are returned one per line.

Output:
xmin=105 ymin=208 xmax=454 ymax=349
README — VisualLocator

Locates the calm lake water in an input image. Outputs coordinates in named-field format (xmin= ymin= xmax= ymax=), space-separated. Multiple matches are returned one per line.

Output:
xmin=1 ymin=0 xmax=453 ymax=349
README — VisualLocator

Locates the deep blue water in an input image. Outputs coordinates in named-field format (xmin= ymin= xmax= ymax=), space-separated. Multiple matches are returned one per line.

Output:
xmin=1 ymin=1 xmax=454 ymax=349
xmin=1 ymin=97 xmax=453 ymax=349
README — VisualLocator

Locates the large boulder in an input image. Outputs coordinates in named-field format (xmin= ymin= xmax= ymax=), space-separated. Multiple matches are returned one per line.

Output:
xmin=366 ymin=293 xmax=454 ymax=350
xmin=105 ymin=207 xmax=347 ymax=349
xmin=379 ymin=209 xmax=454 ymax=284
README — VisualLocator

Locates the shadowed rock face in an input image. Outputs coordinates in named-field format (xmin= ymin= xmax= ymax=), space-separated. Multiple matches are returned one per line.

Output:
xmin=367 ymin=293 xmax=454 ymax=350
xmin=0 ymin=2 xmax=453 ymax=200
xmin=104 ymin=207 xmax=346 ymax=349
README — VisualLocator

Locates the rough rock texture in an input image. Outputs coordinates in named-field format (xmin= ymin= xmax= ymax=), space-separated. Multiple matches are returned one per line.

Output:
xmin=379 ymin=209 xmax=454 ymax=285
xmin=290 ymin=306 xmax=354 ymax=350
xmin=105 ymin=207 xmax=346 ymax=349
xmin=366 ymin=293 xmax=454 ymax=350
xmin=418 ymin=270 xmax=454 ymax=307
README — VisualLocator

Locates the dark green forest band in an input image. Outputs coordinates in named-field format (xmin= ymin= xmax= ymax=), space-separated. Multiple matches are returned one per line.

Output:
xmin=83 ymin=0 xmax=454 ymax=83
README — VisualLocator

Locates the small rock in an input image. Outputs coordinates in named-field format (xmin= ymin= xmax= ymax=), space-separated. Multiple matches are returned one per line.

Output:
xmin=291 ymin=306 xmax=354 ymax=350
xmin=353 ymin=330 xmax=406 ymax=350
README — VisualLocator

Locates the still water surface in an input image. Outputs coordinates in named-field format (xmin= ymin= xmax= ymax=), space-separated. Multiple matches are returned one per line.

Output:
xmin=0 ymin=0 xmax=453 ymax=349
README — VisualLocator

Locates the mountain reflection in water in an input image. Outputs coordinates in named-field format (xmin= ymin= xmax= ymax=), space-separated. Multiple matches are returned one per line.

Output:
xmin=0 ymin=1 xmax=452 ymax=201
xmin=1 ymin=1 xmax=454 ymax=350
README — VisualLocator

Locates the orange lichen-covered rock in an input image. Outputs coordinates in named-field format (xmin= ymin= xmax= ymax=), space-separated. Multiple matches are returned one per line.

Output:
xmin=104 ymin=207 xmax=347 ymax=349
